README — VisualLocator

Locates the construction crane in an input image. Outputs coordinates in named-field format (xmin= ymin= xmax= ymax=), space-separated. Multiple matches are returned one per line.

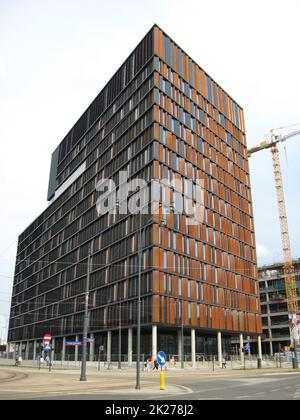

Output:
xmin=248 ymin=127 xmax=300 ymax=350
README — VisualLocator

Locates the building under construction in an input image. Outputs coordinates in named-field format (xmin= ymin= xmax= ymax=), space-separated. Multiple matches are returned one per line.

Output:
xmin=259 ymin=259 xmax=300 ymax=355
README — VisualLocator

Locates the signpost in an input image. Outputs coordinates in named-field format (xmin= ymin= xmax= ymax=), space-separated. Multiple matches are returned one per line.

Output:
xmin=157 ymin=351 xmax=167 ymax=367
xmin=157 ymin=351 xmax=166 ymax=391
xmin=43 ymin=334 xmax=52 ymax=344
xmin=244 ymin=343 xmax=251 ymax=352
xmin=65 ymin=341 xmax=83 ymax=346
xmin=44 ymin=344 xmax=51 ymax=351
xmin=43 ymin=334 xmax=52 ymax=372
xmin=98 ymin=345 xmax=104 ymax=371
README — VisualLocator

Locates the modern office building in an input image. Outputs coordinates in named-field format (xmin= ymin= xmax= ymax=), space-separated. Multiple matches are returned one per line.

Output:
xmin=259 ymin=259 xmax=300 ymax=355
xmin=8 ymin=25 xmax=262 ymax=362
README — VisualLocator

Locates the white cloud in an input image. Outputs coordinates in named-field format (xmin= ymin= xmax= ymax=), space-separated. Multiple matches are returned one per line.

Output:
xmin=256 ymin=244 xmax=271 ymax=259
xmin=0 ymin=315 xmax=8 ymax=343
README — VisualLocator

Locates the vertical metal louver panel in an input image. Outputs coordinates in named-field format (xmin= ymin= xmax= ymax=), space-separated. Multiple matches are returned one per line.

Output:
xmin=56 ymin=28 xmax=154 ymax=166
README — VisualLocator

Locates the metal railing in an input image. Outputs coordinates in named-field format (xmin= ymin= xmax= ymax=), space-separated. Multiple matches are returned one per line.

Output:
xmin=0 ymin=352 xmax=299 ymax=371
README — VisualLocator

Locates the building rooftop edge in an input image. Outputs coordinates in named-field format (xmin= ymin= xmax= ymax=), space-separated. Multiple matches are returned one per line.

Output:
xmin=259 ymin=258 xmax=300 ymax=271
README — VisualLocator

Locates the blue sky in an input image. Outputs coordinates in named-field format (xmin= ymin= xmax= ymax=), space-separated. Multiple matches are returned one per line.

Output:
xmin=0 ymin=0 xmax=299 ymax=335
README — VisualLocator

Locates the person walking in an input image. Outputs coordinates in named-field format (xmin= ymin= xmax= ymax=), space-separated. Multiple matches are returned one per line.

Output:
xmin=222 ymin=357 xmax=227 ymax=369
xmin=153 ymin=359 xmax=159 ymax=371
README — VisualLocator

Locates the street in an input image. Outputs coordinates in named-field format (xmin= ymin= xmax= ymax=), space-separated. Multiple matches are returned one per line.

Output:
xmin=0 ymin=366 xmax=299 ymax=400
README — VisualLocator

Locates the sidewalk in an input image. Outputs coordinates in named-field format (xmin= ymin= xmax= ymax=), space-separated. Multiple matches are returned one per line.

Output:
xmin=0 ymin=358 xmax=292 ymax=372
xmin=1 ymin=365 xmax=299 ymax=400
xmin=0 ymin=366 xmax=184 ymax=400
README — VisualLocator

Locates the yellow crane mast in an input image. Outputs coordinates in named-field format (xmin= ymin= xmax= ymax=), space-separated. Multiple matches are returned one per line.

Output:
xmin=248 ymin=128 xmax=300 ymax=347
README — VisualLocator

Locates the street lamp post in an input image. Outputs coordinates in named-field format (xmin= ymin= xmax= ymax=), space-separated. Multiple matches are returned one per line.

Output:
xmin=118 ymin=301 xmax=122 ymax=370
xmin=80 ymin=247 xmax=91 ymax=382
xmin=181 ymin=299 xmax=184 ymax=369
xmin=115 ymin=200 xmax=122 ymax=370
xmin=136 ymin=209 xmax=142 ymax=390
xmin=293 ymin=335 xmax=298 ymax=370
xmin=161 ymin=204 xmax=184 ymax=368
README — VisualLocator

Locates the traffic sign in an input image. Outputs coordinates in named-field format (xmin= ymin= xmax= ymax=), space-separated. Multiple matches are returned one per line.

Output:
xmin=43 ymin=334 xmax=52 ymax=344
xmin=65 ymin=341 xmax=82 ymax=346
xmin=157 ymin=351 xmax=167 ymax=367
xmin=244 ymin=343 xmax=251 ymax=351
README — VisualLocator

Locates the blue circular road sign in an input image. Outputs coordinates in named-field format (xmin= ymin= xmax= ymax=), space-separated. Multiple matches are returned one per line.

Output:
xmin=157 ymin=351 xmax=167 ymax=367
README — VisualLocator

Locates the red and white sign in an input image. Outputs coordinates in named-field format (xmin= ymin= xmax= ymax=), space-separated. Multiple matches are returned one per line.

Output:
xmin=43 ymin=334 xmax=52 ymax=344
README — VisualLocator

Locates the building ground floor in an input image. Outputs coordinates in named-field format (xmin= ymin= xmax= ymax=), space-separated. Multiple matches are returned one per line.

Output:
xmin=9 ymin=325 xmax=263 ymax=366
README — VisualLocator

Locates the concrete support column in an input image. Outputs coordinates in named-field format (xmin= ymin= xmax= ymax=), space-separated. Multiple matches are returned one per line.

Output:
xmin=247 ymin=336 xmax=251 ymax=358
xmin=178 ymin=330 xmax=182 ymax=362
xmin=269 ymin=341 xmax=274 ymax=357
xmin=33 ymin=341 xmax=37 ymax=362
xmin=128 ymin=328 xmax=133 ymax=367
xmin=25 ymin=341 xmax=29 ymax=360
xmin=218 ymin=332 xmax=223 ymax=368
xmin=258 ymin=336 xmax=263 ymax=360
xmin=75 ymin=335 xmax=79 ymax=362
xmin=152 ymin=325 xmax=157 ymax=359
xmin=62 ymin=337 xmax=66 ymax=362
xmin=240 ymin=334 xmax=244 ymax=363
xmin=107 ymin=331 xmax=112 ymax=364
xmin=89 ymin=334 xmax=95 ymax=362
xmin=191 ymin=329 xmax=196 ymax=368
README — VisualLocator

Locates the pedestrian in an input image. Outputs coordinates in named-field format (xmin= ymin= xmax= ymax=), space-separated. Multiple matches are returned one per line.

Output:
xmin=45 ymin=355 xmax=50 ymax=367
xmin=153 ymin=359 xmax=159 ymax=371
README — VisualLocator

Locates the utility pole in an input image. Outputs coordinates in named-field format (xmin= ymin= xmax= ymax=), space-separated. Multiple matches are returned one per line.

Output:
xmin=118 ymin=301 xmax=122 ymax=370
xmin=136 ymin=209 xmax=142 ymax=390
xmin=292 ymin=325 xmax=299 ymax=369
xmin=115 ymin=200 xmax=122 ymax=370
xmin=80 ymin=247 xmax=91 ymax=382
xmin=181 ymin=298 xmax=184 ymax=369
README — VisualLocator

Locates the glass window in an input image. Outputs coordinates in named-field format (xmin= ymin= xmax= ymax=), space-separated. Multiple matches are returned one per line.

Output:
xmin=164 ymin=251 xmax=167 ymax=268
xmin=188 ymin=303 xmax=191 ymax=320
xmin=179 ymin=278 xmax=182 ymax=296
xmin=164 ymin=274 xmax=167 ymax=292
xmin=187 ymin=239 xmax=190 ymax=254
xmin=216 ymin=288 xmax=219 ymax=304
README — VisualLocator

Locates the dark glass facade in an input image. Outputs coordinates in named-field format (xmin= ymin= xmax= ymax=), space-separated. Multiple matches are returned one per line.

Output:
xmin=8 ymin=25 xmax=261 ymax=359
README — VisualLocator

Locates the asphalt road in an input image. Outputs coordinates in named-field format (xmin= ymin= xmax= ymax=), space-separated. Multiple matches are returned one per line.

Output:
xmin=0 ymin=367 xmax=300 ymax=400
xmin=39 ymin=373 xmax=300 ymax=400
